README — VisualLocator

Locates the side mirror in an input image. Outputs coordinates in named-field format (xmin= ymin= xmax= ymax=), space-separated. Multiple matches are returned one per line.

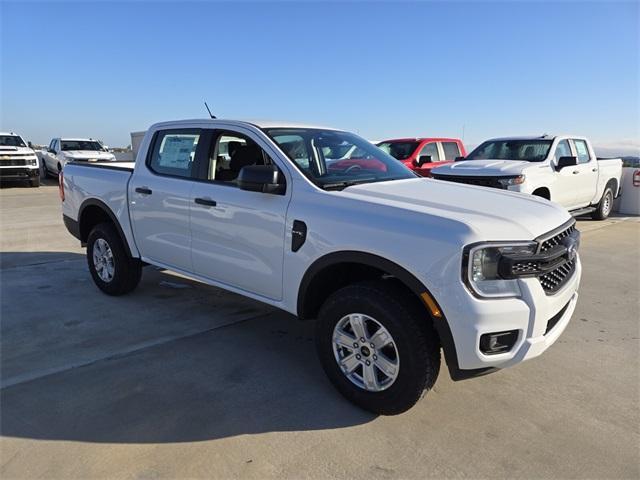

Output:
xmin=455 ymin=156 xmax=466 ymax=161
xmin=49 ymin=148 xmax=57 ymax=154
xmin=27 ymin=141 xmax=33 ymax=149
xmin=237 ymin=164 xmax=285 ymax=194
xmin=557 ymin=156 xmax=577 ymax=170
xmin=414 ymin=155 xmax=432 ymax=167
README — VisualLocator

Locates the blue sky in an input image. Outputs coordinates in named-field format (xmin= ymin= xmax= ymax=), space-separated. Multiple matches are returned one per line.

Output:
xmin=1 ymin=1 xmax=638 ymax=154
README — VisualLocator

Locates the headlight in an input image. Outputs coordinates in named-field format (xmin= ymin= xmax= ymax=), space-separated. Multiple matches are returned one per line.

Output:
xmin=464 ymin=242 xmax=537 ymax=298
xmin=497 ymin=175 xmax=525 ymax=187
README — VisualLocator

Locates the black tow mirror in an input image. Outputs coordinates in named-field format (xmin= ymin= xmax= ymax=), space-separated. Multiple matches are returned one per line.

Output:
xmin=557 ymin=156 xmax=577 ymax=170
xmin=455 ymin=156 xmax=466 ymax=161
xmin=237 ymin=164 xmax=285 ymax=194
xmin=49 ymin=148 xmax=57 ymax=154
xmin=414 ymin=155 xmax=432 ymax=167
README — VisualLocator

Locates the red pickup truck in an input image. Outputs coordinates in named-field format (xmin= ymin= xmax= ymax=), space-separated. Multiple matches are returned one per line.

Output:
xmin=376 ymin=138 xmax=467 ymax=176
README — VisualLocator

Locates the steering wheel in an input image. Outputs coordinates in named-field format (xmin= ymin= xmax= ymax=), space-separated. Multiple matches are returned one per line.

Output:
xmin=344 ymin=164 xmax=362 ymax=174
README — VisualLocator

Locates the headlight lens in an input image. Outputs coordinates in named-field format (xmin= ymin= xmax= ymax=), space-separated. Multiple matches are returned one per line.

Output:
xmin=498 ymin=175 xmax=525 ymax=187
xmin=466 ymin=242 xmax=537 ymax=298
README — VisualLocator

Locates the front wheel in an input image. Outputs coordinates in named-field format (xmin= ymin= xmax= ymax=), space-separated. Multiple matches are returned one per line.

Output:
xmin=87 ymin=222 xmax=142 ymax=295
xmin=315 ymin=281 xmax=440 ymax=415
xmin=29 ymin=177 xmax=40 ymax=187
xmin=591 ymin=185 xmax=614 ymax=220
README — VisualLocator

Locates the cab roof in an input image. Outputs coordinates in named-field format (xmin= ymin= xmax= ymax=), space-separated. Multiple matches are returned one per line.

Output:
xmin=150 ymin=118 xmax=342 ymax=131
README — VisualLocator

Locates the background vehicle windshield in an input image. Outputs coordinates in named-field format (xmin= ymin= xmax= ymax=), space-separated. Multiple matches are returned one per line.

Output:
xmin=466 ymin=140 xmax=552 ymax=162
xmin=377 ymin=141 xmax=419 ymax=160
xmin=266 ymin=129 xmax=415 ymax=189
xmin=61 ymin=140 xmax=103 ymax=151
xmin=0 ymin=135 xmax=26 ymax=147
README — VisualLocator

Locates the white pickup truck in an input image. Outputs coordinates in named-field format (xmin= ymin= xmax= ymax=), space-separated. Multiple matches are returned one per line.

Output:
xmin=0 ymin=132 xmax=40 ymax=187
xmin=431 ymin=135 xmax=622 ymax=220
xmin=42 ymin=137 xmax=116 ymax=177
xmin=61 ymin=119 xmax=582 ymax=414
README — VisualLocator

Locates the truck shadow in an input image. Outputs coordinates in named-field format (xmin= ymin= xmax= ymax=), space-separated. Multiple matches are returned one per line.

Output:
xmin=0 ymin=252 xmax=375 ymax=444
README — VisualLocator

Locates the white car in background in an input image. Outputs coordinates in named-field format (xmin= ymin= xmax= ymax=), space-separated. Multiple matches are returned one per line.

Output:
xmin=0 ymin=132 xmax=40 ymax=187
xmin=42 ymin=138 xmax=116 ymax=177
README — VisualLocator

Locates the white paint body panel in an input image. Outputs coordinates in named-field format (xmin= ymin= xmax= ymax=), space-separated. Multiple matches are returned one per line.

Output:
xmin=432 ymin=136 xmax=623 ymax=211
xmin=62 ymin=120 xmax=582 ymax=372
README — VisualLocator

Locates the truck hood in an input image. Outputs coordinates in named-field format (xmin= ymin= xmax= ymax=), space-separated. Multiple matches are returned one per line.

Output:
xmin=340 ymin=178 xmax=570 ymax=241
xmin=431 ymin=159 xmax=530 ymax=177
xmin=63 ymin=151 xmax=115 ymax=161
xmin=0 ymin=146 xmax=35 ymax=155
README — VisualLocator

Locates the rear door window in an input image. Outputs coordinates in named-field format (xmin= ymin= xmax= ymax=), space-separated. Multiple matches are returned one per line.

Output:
xmin=148 ymin=129 xmax=202 ymax=178
xmin=441 ymin=142 xmax=460 ymax=160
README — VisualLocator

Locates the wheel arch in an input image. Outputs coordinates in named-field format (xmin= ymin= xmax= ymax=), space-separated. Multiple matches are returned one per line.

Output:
xmin=78 ymin=199 xmax=135 ymax=258
xmin=532 ymin=186 xmax=551 ymax=200
xmin=297 ymin=251 xmax=481 ymax=380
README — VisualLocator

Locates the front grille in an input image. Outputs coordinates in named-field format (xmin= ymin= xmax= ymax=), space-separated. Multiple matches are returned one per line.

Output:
xmin=537 ymin=223 xmax=578 ymax=294
xmin=0 ymin=167 xmax=37 ymax=177
xmin=539 ymin=224 xmax=577 ymax=253
xmin=0 ymin=158 xmax=31 ymax=166
xmin=431 ymin=174 xmax=506 ymax=189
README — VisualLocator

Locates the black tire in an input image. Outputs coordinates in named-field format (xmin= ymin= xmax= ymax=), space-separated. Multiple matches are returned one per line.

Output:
xmin=87 ymin=222 xmax=142 ymax=295
xmin=29 ymin=177 xmax=40 ymax=187
xmin=591 ymin=185 xmax=614 ymax=220
xmin=42 ymin=163 xmax=50 ymax=178
xmin=315 ymin=281 xmax=440 ymax=415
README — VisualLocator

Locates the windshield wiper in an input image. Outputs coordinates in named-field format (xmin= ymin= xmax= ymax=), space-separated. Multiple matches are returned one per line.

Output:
xmin=322 ymin=177 xmax=378 ymax=191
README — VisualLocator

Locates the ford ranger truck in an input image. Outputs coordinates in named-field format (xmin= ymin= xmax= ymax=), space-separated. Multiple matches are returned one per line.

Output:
xmin=376 ymin=137 xmax=466 ymax=177
xmin=60 ymin=120 xmax=582 ymax=415
xmin=42 ymin=137 xmax=116 ymax=177
xmin=431 ymin=135 xmax=622 ymax=220
xmin=0 ymin=132 xmax=40 ymax=187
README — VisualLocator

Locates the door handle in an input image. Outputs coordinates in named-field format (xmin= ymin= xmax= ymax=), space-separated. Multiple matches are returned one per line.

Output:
xmin=194 ymin=197 xmax=217 ymax=207
xmin=135 ymin=187 xmax=152 ymax=195
xmin=572 ymin=170 xmax=579 ymax=175
xmin=592 ymin=168 xmax=597 ymax=172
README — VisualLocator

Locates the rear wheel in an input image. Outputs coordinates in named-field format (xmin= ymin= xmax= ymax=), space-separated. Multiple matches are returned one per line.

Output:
xmin=87 ymin=222 xmax=142 ymax=295
xmin=591 ymin=185 xmax=614 ymax=220
xmin=315 ymin=281 xmax=440 ymax=415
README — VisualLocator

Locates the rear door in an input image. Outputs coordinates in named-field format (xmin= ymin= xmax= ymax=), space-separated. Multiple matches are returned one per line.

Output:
xmin=570 ymin=139 xmax=598 ymax=207
xmin=128 ymin=128 xmax=204 ymax=271
xmin=189 ymin=127 xmax=290 ymax=300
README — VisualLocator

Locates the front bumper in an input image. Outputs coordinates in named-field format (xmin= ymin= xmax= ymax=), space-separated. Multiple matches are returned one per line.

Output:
xmin=444 ymin=255 xmax=581 ymax=373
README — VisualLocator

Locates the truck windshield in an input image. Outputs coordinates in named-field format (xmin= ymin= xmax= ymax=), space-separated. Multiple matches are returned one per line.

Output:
xmin=377 ymin=141 xmax=420 ymax=160
xmin=61 ymin=140 xmax=103 ymax=151
xmin=265 ymin=128 xmax=415 ymax=190
xmin=466 ymin=140 xmax=552 ymax=162
xmin=0 ymin=135 xmax=26 ymax=147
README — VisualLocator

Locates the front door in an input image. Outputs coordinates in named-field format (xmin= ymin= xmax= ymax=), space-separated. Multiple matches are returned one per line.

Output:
xmin=550 ymin=139 xmax=580 ymax=209
xmin=189 ymin=128 xmax=289 ymax=300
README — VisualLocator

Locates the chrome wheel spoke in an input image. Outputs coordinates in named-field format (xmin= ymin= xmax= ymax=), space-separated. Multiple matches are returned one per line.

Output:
xmin=349 ymin=315 xmax=367 ymax=340
xmin=334 ymin=330 xmax=356 ymax=349
xmin=340 ymin=353 xmax=360 ymax=374
xmin=362 ymin=363 xmax=379 ymax=391
xmin=370 ymin=328 xmax=392 ymax=349
xmin=374 ymin=353 xmax=398 ymax=378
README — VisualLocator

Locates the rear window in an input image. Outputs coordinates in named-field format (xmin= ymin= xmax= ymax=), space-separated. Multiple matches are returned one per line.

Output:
xmin=442 ymin=142 xmax=461 ymax=160
xmin=377 ymin=141 xmax=419 ymax=160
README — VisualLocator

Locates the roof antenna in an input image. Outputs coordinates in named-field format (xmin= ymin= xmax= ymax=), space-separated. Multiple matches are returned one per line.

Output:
xmin=204 ymin=101 xmax=216 ymax=119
